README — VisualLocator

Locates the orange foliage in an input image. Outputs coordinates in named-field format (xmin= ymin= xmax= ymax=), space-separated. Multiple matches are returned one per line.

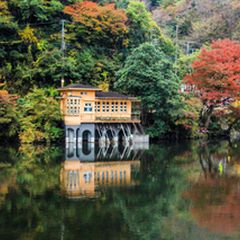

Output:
xmin=64 ymin=1 xmax=128 ymax=44
xmin=184 ymin=39 xmax=240 ymax=103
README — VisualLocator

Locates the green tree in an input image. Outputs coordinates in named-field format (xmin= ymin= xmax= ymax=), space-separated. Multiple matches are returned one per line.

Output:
xmin=0 ymin=97 xmax=19 ymax=141
xmin=126 ymin=1 xmax=160 ymax=47
xmin=17 ymin=88 xmax=63 ymax=143
xmin=115 ymin=42 xmax=181 ymax=137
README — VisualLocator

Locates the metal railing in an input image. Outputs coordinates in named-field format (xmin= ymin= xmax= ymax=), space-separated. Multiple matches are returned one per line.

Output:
xmin=64 ymin=112 xmax=141 ymax=122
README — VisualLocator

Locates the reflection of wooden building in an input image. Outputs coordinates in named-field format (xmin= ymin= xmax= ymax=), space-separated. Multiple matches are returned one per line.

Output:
xmin=66 ymin=142 xmax=147 ymax=162
xmin=60 ymin=160 xmax=140 ymax=198
xmin=58 ymin=84 xmax=149 ymax=144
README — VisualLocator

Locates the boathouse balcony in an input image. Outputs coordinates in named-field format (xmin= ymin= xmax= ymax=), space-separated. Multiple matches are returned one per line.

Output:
xmin=73 ymin=112 xmax=141 ymax=123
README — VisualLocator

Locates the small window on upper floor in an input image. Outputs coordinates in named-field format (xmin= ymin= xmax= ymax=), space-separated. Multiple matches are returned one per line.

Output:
xmin=120 ymin=102 xmax=123 ymax=112
xmin=95 ymin=101 xmax=101 ymax=112
xmin=102 ymin=101 xmax=106 ymax=112
xmin=81 ymin=92 xmax=87 ymax=96
xmin=111 ymin=102 xmax=115 ymax=112
xmin=66 ymin=97 xmax=80 ymax=115
xmin=84 ymin=103 xmax=92 ymax=112
xmin=115 ymin=101 xmax=118 ymax=112
xmin=124 ymin=102 xmax=127 ymax=112
xmin=106 ymin=102 xmax=110 ymax=112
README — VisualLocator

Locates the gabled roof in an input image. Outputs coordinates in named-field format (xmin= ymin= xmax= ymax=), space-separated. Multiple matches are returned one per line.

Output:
xmin=96 ymin=91 xmax=136 ymax=100
xmin=58 ymin=83 xmax=138 ymax=100
xmin=58 ymin=84 xmax=100 ymax=91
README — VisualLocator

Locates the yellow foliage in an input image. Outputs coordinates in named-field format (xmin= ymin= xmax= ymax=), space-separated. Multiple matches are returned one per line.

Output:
xmin=231 ymin=100 xmax=240 ymax=108
xmin=0 ymin=0 xmax=13 ymax=23
xmin=98 ymin=82 xmax=109 ymax=92
xmin=19 ymin=25 xmax=38 ymax=45
xmin=122 ymin=38 xmax=129 ymax=47
xmin=0 ymin=1 xmax=9 ymax=16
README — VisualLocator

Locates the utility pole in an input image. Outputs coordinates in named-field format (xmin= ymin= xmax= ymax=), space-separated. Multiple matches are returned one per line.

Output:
xmin=61 ymin=19 xmax=66 ymax=52
xmin=186 ymin=41 xmax=190 ymax=55
xmin=175 ymin=24 xmax=179 ymax=63
xmin=61 ymin=19 xmax=66 ymax=87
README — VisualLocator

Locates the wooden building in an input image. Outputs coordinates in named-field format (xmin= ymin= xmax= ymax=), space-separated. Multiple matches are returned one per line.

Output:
xmin=58 ymin=84 xmax=149 ymax=144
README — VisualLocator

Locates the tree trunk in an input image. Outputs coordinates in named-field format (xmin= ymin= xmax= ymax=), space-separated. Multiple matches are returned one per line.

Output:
xmin=202 ymin=105 xmax=214 ymax=129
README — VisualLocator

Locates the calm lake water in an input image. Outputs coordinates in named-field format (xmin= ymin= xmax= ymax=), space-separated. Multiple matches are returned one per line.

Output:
xmin=1 ymin=141 xmax=240 ymax=240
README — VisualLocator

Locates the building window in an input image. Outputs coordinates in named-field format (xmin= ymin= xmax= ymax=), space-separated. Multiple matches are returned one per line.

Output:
xmin=102 ymin=172 xmax=105 ymax=183
xmin=120 ymin=102 xmax=123 ymax=112
xmin=115 ymin=102 xmax=118 ymax=112
xmin=102 ymin=102 xmax=106 ymax=112
xmin=66 ymin=98 xmax=80 ymax=115
xmin=95 ymin=101 xmax=101 ymax=112
xmin=81 ymin=92 xmax=87 ymax=96
xmin=120 ymin=171 xmax=123 ymax=183
xmin=123 ymin=171 xmax=126 ymax=183
xmin=84 ymin=103 xmax=92 ymax=112
xmin=83 ymin=172 xmax=92 ymax=183
xmin=124 ymin=102 xmax=127 ymax=112
xmin=97 ymin=172 xmax=100 ymax=182
xmin=106 ymin=102 xmax=110 ymax=112
xmin=111 ymin=170 xmax=114 ymax=183
xmin=106 ymin=171 xmax=109 ymax=183
xmin=111 ymin=102 xmax=115 ymax=112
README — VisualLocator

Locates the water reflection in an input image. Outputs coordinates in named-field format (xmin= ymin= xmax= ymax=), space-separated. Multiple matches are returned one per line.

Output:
xmin=184 ymin=141 xmax=240 ymax=235
xmin=66 ymin=142 xmax=148 ymax=161
xmin=1 ymin=141 xmax=240 ymax=239
xmin=61 ymin=143 xmax=146 ymax=198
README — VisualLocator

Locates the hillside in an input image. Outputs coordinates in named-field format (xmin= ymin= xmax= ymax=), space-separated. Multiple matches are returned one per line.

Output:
xmin=152 ymin=0 xmax=240 ymax=51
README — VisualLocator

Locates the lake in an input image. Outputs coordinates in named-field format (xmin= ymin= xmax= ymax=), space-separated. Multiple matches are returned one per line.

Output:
xmin=0 ymin=140 xmax=240 ymax=240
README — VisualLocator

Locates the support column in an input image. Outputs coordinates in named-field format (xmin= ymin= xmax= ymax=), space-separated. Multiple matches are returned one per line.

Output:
xmin=65 ymin=126 xmax=78 ymax=145
xmin=78 ymin=123 xmax=95 ymax=143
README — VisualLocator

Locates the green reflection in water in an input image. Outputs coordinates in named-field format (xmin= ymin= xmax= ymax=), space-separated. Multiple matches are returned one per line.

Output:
xmin=0 ymin=141 xmax=240 ymax=239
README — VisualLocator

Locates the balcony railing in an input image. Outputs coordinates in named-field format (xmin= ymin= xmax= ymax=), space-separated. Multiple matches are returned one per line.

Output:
xmin=95 ymin=115 xmax=140 ymax=122
xmin=64 ymin=112 xmax=141 ymax=122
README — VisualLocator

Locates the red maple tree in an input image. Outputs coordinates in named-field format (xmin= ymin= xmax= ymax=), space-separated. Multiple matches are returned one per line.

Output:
xmin=184 ymin=39 xmax=240 ymax=128
xmin=185 ymin=39 xmax=240 ymax=103
xmin=64 ymin=1 xmax=128 ymax=45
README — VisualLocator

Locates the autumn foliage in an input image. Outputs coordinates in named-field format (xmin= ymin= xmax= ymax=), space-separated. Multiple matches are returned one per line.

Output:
xmin=64 ymin=1 xmax=128 ymax=45
xmin=184 ymin=39 xmax=240 ymax=103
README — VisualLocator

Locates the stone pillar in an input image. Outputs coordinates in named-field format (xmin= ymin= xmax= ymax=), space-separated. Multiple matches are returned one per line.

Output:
xmin=65 ymin=125 xmax=80 ymax=145
xmin=78 ymin=123 xmax=95 ymax=143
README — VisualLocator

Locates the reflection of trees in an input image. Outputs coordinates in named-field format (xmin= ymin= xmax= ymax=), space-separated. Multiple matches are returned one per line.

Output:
xmin=198 ymin=141 xmax=240 ymax=178
xmin=112 ymin=142 xmax=240 ymax=240
xmin=186 ymin=176 xmax=240 ymax=236
xmin=198 ymin=141 xmax=229 ymax=177
xmin=0 ymin=143 xmax=195 ymax=240
xmin=1 ymin=142 xmax=240 ymax=239
xmin=0 ymin=144 xmax=63 ymax=240
xmin=110 ymin=144 xmax=194 ymax=240
xmin=185 ymin=141 xmax=240 ymax=237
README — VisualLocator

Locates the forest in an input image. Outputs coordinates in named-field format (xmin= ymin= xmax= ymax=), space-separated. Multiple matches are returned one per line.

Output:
xmin=1 ymin=0 xmax=240 ymax=143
